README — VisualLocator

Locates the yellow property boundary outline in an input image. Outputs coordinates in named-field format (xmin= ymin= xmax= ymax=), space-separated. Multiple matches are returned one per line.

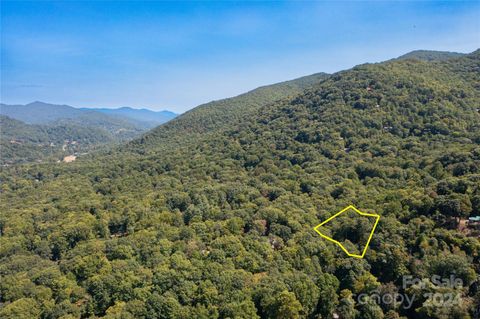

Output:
xmin=313 ymin=205 xmax=380 ymax=259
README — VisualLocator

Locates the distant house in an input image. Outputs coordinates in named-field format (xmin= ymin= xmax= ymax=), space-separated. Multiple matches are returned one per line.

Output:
xmin=63 ymin=155 xmax=76 ymax=163
xmin=467 ymin=216 xmax=480 ymax=230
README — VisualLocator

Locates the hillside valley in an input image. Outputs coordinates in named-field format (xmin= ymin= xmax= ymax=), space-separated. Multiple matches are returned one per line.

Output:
xmin=0 ymin=102 xmax=177 ymax=165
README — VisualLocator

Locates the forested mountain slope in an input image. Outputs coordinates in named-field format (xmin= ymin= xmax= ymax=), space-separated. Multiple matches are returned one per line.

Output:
xmin=0 ymin=51 xmax=479 ymax=319
xmin=395 ymin=50 xmax=465 ymax=61
xmin=131 ymin=72 xmax=330 ymax=149
xmin=0 ymin=112 xmax=145 ymax=165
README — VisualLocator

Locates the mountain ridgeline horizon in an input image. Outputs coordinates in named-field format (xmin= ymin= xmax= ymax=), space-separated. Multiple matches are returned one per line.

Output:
xmin=129 ymin=49 xmax=477 ymax=151
xmin=0 ymin=101 xmax=177 ymax=126
xmin=0 ymin=49 xmax=479 ymax=319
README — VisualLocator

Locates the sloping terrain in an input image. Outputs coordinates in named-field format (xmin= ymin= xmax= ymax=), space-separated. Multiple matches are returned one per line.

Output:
xmin=0 ymin=51 xmax=479 ymax=319
xmin=131 ymin=72 xmax=330 ymax=150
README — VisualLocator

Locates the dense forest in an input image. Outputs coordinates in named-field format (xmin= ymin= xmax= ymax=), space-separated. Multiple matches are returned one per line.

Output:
xmin=0 ymin=51 xmax=479 ymax=319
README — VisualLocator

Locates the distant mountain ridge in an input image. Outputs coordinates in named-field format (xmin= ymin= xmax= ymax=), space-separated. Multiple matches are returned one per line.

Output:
xmin=0 ymin=101 xmax=84 ymax=124
xmin=0 ymin=101 xmax=177 ymax=127
xmin=80 ymin=106 xmax=176 ymax=125
xmin=2 ymin=49 xmax=478 ymax=318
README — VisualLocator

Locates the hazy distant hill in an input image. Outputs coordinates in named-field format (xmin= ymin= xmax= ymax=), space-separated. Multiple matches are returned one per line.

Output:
xmin=0 ymin=101 xmax=84 ymax=124
xmin=82 ymin=107 xmax=177 ymax=125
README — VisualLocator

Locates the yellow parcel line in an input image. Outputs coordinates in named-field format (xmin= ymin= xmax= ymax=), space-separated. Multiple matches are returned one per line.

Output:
xmin=313 ymin=205 xmax=380 ymax=259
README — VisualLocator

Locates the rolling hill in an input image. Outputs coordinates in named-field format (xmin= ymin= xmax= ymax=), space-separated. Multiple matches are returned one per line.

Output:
xmin=0 ymin=50 xmax=479 ymax=319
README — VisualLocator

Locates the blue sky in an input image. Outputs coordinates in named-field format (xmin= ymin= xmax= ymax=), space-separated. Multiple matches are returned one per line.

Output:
xmin=1 ymin=1 xmax=479 ymax=113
